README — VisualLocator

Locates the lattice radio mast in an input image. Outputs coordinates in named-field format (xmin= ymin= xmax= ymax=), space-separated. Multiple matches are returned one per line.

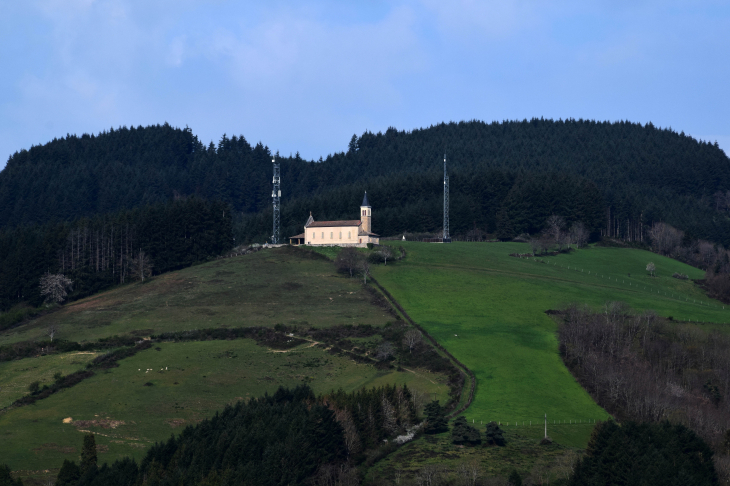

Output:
xmin=443 ymin=154 xmax=450 ymax=242
xmin=271 ymin=156 xmax=280 ymax=244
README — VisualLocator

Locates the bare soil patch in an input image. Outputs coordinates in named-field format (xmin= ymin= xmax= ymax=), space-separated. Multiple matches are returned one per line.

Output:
xmin=72 ymin=419 xmax=125 ymax=429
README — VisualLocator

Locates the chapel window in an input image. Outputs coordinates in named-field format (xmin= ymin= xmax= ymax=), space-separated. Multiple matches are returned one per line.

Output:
xmin=322 ymin=232 xmax=324 ymax=239
xmin=330 ymin=232 xmax=333 ymax=239
xmin=339 ymin=232 xmax=342 ymax=239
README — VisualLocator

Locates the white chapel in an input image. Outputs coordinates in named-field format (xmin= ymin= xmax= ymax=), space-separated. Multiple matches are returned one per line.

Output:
xmin=289 ymin=192 xmax=379 ymax=247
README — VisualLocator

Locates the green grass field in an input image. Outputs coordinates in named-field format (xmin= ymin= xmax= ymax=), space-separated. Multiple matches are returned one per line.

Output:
xmin=366 ymin=425 xmax=585 ymax=484
xmin=0 ymin=246 xmax=454 ymax=475
xmin=0 ymin=352 xmax=100 ymax=408
xmin=0 ymin=246 xmax=390 ymax=346
xmin=0 ymin=339 xmax=449 ymax=472
xmin=372 ymin=242 xmax=730 ymax=447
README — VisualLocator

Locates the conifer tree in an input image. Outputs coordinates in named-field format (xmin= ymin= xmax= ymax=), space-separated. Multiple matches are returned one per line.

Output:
xmin=424 ymin=400 xmax=448 ymax=434
xmin=80 ymin=433 xmax=97 ymax=475
xmin=0 ymin=465 xmax=23 ymax=486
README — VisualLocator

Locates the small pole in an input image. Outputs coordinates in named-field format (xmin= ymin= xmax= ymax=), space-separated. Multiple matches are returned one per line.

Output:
xmin=544 ymin=413 xmax=547 ymax=439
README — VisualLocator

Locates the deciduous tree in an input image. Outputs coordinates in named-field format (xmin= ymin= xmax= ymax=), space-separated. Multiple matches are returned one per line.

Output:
xmin=39 ymin=273 xmax=73 ymax=305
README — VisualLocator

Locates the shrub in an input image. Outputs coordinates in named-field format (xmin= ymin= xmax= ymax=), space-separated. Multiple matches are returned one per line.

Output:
xmin=27 ymin=381 xmax=40 ymax=394
xmin=451 ymin=416 xmax=481 ymax=445
xmin=485 ymin=421 xmax=506 ymax=446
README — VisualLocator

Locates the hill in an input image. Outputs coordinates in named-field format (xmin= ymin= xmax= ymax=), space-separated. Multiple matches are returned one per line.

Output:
xmin=4 ymin=241 xmax=730 ymax=484
xmin=0 ymin=246 xmax=452 ymax=475
xmin=371 ymin=241 xmax=730 ymax=448
xmin=2 ymin=120 xmax=730 ymax=246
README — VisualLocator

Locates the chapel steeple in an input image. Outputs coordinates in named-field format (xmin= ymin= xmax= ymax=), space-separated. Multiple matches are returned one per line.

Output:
xmin=360 ymin=192 xmax=372 ymax=233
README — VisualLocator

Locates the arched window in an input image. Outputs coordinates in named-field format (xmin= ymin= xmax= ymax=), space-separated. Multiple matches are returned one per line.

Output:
xmin=321 ymin=232 xmax=324 ymax=239
xmin=339 ymin=232 xmax=342 ymax=239
xmin=312 ymin=232 xmax=315 ymax=239
xmin=362 ymin=210 xmax=366 ymax=216
xmin=348 ymin=231 xmax=351 ymax=239
xmin=330 ymin=232 xmax=333 ymax=239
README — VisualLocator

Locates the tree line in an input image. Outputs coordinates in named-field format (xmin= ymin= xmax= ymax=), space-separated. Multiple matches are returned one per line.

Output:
xmin=0 ymin=197 xmax=232 ymax=311
xmin=559 ymin=303 xmax=730 ymax=480
xmin=2 ymin=119 xmax=729 ymax=246
xmin=235 ymin=168 xmax=605 ymax=244
xmin=44 ymin=384 xmax=430 ymax=486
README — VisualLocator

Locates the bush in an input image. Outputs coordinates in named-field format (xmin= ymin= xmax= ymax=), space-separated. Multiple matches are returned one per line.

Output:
xmin=27 ymin=381 xmax=40 ymax=394
xmin=485 ymin=421 xmax=506 ymax=446
xmin=451 ymin=416 xmax=481 ymax=445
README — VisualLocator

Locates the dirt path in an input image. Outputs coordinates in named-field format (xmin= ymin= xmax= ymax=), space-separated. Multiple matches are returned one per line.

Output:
xmin=269 ymin=338 xmax=321 ymax=353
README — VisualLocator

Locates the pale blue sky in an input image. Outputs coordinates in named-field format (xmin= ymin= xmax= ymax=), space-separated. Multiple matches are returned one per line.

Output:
xmin=1 ymin=0 xmax=728 ymax=170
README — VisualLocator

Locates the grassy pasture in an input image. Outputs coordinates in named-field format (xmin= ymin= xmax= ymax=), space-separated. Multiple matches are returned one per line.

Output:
xmin=0 ymin=339 xmax=450 ymax=472
xmin=372 ymin=242 xmax=730 ymax=447
xmin=0 ymin=352 xmax=100 ymax=408
xmin=0 ymin=246 xmax=390 ymax=346
xmin=366 ymin=426 xmax=585 ymax=484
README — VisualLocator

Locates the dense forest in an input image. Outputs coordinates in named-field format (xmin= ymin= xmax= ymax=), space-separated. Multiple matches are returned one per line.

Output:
xmin=1 ymin=120 xmax=729 ymax=245
xmin=0 ymin=197 xmax=232 ymax=311
xmin=559 ymin=303 xmax=730 ymax=478
xmin=569 ymin=420 xmax=717 ymax=486
xmin=47 ymin=384 xmax=424 ymax=486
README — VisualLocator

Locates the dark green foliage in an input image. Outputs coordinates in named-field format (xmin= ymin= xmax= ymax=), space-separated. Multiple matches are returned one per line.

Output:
xmin=320 ymin=384 xmax=418 ymax=453
xmin=0 ymin=465 xmax=22 ymax=486
xmin=80 ymin=434 xmax=97 ymax=475
xmin=424 ymin=400 xmax=448 ymax=434
xmin=3 ymin=120 xmax=729 ymax=247
xmin=450 ymin=416 xmax=481 ymax=445
xmin=508 ymin=469 xmax=522 ymax=486
xmin=0 ymin=197 xmax=232 ymax=311
xmin=485 ymin=421 xmax=506 ymax=446
xmin=70 ymin=386 xmax=346 ymax=486
xmin=56 ymin=460 xmax=80 ymax=486
xmin=27 ymin=381 xmax=39 ymax=393
xmin=568 ymin=421 xmax=717 ymax=486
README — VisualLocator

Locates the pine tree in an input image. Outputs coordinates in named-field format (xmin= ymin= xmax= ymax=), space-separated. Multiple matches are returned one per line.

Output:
xmin=55 ymin=460 xmax=80 ymax=486
xmin=80 ymin=433 xmax=97 ymax=475
xmin=0 ymin=465 xmax=23 ymax=486
xmin=424 ymin=400 xmax=448 ymax=434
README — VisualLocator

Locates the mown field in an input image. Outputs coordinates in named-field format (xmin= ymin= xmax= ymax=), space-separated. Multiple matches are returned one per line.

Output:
xmin=372 ymin=242 xmax=730 ymax=448
xmin=0 ymin=246 xmax=389 ymax=346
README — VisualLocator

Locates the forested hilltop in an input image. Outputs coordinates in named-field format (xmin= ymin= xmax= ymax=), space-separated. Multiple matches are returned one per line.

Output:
xmin=1 ymin=119 xmax=729 ymax=244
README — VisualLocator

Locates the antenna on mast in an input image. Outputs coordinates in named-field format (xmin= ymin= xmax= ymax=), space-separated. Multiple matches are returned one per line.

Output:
xmin=272 ymin=156 xmax=280 ymax=244
xmin=443 ymin=154 xmax=451 ymax=243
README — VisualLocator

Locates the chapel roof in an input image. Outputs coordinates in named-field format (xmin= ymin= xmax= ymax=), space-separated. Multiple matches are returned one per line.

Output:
xmin=307 ymin=220 xmax=362 ymax=228
xmin=361 ymin=192 xmax=370 ymax=207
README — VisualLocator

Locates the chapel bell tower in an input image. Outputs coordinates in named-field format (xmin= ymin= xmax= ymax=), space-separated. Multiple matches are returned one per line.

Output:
xmin=360 ymin=192 xmax=371 ymax=233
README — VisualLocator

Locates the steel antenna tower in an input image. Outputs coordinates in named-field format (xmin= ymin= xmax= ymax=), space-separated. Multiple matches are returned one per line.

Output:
xmin=271 ymin=156 xmax=281 ymax=244
xmin=443 ymin=154 xmax=450 ymax=242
